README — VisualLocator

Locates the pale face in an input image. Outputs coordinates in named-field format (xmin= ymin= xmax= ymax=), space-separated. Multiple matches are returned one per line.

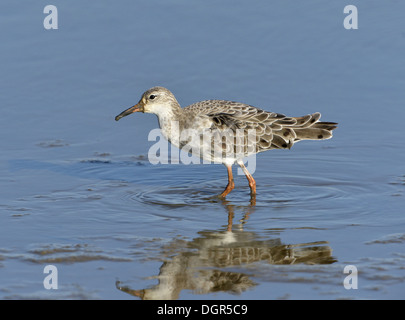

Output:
xmin=140 ymin=87 xmax=177 ymax=115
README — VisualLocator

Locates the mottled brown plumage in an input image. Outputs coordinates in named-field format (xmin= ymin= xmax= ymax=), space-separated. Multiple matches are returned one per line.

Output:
xmin=185 ymin=100 xmax=337 ymax=153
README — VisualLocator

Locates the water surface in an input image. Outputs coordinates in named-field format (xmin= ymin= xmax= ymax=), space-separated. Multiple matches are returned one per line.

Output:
xmin=1 ymin=1 xmax=405 ymax=299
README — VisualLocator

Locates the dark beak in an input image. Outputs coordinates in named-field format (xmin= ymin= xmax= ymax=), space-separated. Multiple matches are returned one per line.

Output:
xmin=115 ymin=103 xmax=144 ymax=121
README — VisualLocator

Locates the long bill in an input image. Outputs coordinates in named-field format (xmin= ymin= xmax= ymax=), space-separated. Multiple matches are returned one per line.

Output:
xmin=115 ymin=103 xmax=144 ymax=121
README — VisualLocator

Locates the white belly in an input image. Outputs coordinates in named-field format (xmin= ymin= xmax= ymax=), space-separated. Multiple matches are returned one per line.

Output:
xmin=159 ymin=117 xmax=256 ymax=165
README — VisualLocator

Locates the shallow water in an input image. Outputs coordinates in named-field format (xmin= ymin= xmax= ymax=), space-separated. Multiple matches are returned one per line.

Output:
xmin=1 ymin=1 xmax=405 ymax=299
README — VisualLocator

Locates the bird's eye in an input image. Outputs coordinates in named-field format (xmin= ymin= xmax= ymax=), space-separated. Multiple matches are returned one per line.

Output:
xmin=149 ymin=94 xmax=156 ymax=100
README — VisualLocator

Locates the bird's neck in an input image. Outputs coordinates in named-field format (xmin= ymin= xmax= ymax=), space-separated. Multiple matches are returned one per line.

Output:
xmin=156 ymin=105 xmax=183 ymax=144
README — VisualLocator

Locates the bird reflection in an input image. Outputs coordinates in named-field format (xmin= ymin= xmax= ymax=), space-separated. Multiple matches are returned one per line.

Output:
xmin=116 ymin=200 xmax=336 ymax=300
xmin=220 ymin=198 xmax=255 ymax=231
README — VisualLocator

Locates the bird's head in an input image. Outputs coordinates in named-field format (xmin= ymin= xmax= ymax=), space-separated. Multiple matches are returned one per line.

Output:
xmin=115 ymin=86 xmax=180 ymax=121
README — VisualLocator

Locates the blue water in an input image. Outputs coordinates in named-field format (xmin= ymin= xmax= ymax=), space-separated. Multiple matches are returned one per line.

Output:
xmin=1 ymin=1 xmax=405 ymax=299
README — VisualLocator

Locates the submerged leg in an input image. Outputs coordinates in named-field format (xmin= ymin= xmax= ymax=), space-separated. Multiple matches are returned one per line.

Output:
xmin=219 ymin=165 xmax=235 ymax=198
xmin=237 ymin=160 xmax=256 ymax=196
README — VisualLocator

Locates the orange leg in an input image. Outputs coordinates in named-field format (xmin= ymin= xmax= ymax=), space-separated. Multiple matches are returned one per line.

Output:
xmin=220 ymin=165 xmax=235 ymax=198
xmin=237 ymin=161 xmax=256 ymax=196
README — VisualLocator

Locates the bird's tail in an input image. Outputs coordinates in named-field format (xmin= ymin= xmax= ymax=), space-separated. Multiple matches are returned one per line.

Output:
xmin=291 ymin=112 xmax=338 ymax=142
